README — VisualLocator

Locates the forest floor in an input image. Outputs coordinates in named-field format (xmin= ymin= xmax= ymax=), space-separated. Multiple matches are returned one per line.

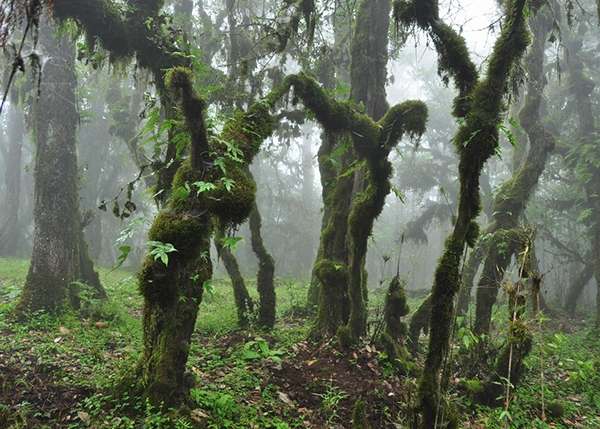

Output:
xmin=1 ymin=258 xmax=600 ymax=428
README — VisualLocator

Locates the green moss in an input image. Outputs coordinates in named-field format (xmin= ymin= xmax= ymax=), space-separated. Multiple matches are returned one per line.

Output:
xmin=53 ymin=0 xmax=134 ymax=61
xmin=148 ymin=211 xmax=206 ymax=259
xmin=465 ymin=219 xmax=480 ymax=248
xmin=208 ymin=166 xmax=257 ymax=226
xmin=459 ymin=378 xmax=483 ymax=394
xmin=546 ymin=401 xmax=566 ymax=418
xmin=220 ymin=105 xmax=275 ymax=165
xmin=379 ymin=332 xmax=410 ymax=375
xmin=351 ymin=398 xmax=370 ymax=429
xmin=336 ymin=325 xmax=354 ymax=350
xmin=384 ymin=275 xmax=410 ymax=341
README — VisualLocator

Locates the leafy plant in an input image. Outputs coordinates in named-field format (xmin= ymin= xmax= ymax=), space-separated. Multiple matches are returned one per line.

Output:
xmin=147 ymin=240 xmax=178 ymax=265
xmin=242 ymin=337 xmax=285 ymax=362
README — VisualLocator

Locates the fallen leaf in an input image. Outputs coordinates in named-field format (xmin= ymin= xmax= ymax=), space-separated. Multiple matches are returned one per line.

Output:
xmin=307 ymin=360 xmax=315 ymax=367
xmin=277 ymin=391 xmax=293 ymax=406
xmin=77 ymin=410 xmax=90 ymax=426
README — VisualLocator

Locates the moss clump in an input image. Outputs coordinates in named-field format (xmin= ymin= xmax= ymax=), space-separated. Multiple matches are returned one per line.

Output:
xmin=379 ymin=332 xmax=410 ymax=375
xmin=459 ymin=378 xmax=483 ymax=395
xmin=384 ymin=275 xmax=410 ymax=342
xmin=465 ymin=219 xmax=480 ymax=248
xmin=351 ymin=398 xmax=370 ymax=429
xmin=546 ymin=401 xmax=566 ymax=418
xmin=207 ymin=165 xmax=257 ymax=226
xmin=147 ymin=211 xmax=206 ymax=259
xmin=220 ymin=105 xmax=275 ymax=165
xmin=337 ymin=325 xmax=354 ymax=350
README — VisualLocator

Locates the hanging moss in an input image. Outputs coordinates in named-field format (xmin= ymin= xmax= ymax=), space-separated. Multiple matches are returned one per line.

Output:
xmin=52 ymin=0 xmax=134 ymax=61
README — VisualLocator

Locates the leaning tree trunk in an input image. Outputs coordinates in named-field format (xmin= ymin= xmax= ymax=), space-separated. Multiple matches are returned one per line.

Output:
xmin=563 ymin=262 xmax=593 ymax=316
xmin=473 ymin=5 xmax=555 ymax=338
xmin=394 ymin=0 xmax=530 ymax=426
xmin=13 ymin=24 xmax=105 ymax=316
xmin=0 ymin=104 xmax=24 ymax=256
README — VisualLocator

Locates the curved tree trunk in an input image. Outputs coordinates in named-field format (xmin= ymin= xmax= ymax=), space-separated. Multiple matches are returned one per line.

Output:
xmin=395 ymin=0 xmax=530 ymax=426
xmin=564 ymin=18 xmax=600 ymax=330
xmin=214 ymin=224 xmax=255 ymax=328
xmin=473 ymin=4 xmax=556 ymax=338
xmin=563 ymin=262 xmax=593 ymax=316
xmin=14 ymin=23 xmax=105 ymax=316
xmin=247 ymin=188 xmax=276 ymax=329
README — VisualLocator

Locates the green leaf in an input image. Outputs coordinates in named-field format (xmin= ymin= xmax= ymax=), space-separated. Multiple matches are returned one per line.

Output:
xmin=147 ymin=241 xmax=178 ymax=266
xmin=193 ymin=181 xmax=217 ymax=195
xmin=107 ymin=245 xmax=131 ymax=275
xmin=221 ymin=177 xmax=236 ymax=192
xmin=219 ymin=236 xmax=244 ymax=252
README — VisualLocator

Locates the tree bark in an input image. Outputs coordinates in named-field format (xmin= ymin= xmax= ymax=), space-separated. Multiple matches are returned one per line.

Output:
xmin=0 ymin=104 xmax=24 ymax=256
xmin=395 ymin=0 xmax=530 ymax=426
xmin=214 ymin=224 xmax=255 ymax=328
xmin=14 ymin=23 xmax=105 ymax=316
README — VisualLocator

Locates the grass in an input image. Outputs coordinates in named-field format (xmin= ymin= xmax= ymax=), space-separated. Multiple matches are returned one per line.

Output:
xmin=1 ymin=258 xmax=600 ymax=428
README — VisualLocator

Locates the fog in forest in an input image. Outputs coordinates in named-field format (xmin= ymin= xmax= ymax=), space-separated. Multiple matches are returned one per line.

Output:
xmin=0 ymin=0 xmax=599 ymax=427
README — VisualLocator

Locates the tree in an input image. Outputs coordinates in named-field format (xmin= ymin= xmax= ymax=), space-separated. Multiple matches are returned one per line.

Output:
xmin=394 ymin=0 xmax=530 ymax=426
xmin=0 ymin=103 xmax=25 ymax=255
xmin=13 ymin=22 xmax=105 ymax=315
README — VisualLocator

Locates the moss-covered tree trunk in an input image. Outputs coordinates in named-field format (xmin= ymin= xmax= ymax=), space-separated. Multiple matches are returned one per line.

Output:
xmin=343 ymin=0 xmax=391 ymax=342
xmin=214 ymin=225 xmax=255 ymax=328
xmin=314 ymin=0 xmax=402 ymax=343
xmin=135 ymin=66 xmax=281 ymax=406
xmin=307 ymin=131 xmax=338 ymax=309
xmin=564 ymin=20 xmax=600 ymax=330
xmin=0 ymin=104 xmax=24 ymax=256
xmin=473 ymin=5 xmax=555 ymax=338
xmin=312 ymin=152 xmax=354 ymax=339
xmin=563 ymin=262 xmax=593 ymax=316
xmin=245 ymin=167 xmax=276 ymax=329
xmin=13 ymin=24 xmax=105 ymax=316
xmin=394 ymin=0 xmax=529 ymax=426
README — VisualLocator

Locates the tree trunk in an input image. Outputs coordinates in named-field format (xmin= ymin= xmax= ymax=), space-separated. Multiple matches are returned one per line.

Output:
xmin=394 ymin=0 xmax=530 ymax=426
xmin=0 ymin=104 xmax=24 ymax=256
xmin=248 ymin=197 xmax=276 ymax=329
xmin=473 ymin=3 xmax=555 ymax=338
xmin=563 ymin=16 xmax=600 ymax=331
xmin=563 ymin=263 xmax=593 ymax=316
xmin=13 ymin=23 xmax=105 ymax=316
xmin=214 ymin=224 xmax=255 ymax=328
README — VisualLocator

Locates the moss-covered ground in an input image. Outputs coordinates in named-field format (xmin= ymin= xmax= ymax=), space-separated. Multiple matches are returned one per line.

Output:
xmin=0 ymin=258 xmax=599 ymax=428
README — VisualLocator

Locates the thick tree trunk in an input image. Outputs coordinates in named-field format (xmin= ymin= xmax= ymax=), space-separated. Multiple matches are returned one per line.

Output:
xmin=0 ymin=105 xmax=24 ymax=256
xmin=14 ymin=24 xmax=105 ymax=316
